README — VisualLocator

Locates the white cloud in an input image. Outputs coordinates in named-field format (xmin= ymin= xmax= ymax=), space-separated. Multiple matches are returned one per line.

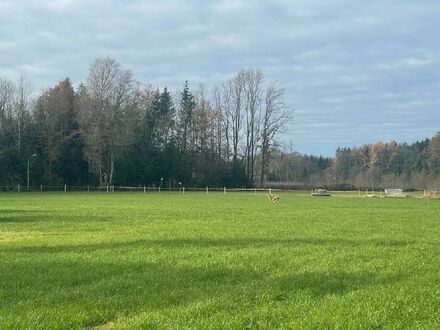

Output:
xmin=377 ymin=58 xmax=436 ymax=70
xmin=0 ymin=41 xmax=15 ymax=51
xmin=212 ymin=0 xmax=246 ymax=12
xmin=45 ymin=0 xmax=76 ymax=12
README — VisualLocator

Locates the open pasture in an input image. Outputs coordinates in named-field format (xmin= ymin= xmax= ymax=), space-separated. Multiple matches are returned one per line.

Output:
xmin=1 ymin=192 xmax=440 ymax=329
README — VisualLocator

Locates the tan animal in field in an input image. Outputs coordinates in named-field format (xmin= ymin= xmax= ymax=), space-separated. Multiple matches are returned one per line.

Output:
xmin=268 ymin=191 xmax=280 ymax=203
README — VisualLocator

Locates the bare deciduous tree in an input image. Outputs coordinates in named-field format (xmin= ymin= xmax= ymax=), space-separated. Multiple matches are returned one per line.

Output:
xmin=230 ymin=71 xmax=245 ymax=161
xmin=11 ymin=75 xmax=33 ymax=155
xmin=78 ymin=57 xmax=136 ymax=185
xmin=212 ymin=86 xmax=224 ymax=158
xmin=243 ymin=69 xmax=263 ymax=182
xmin=429 ymin=132 xmax=440 ymax=175
xmin=220 ymin=81 xmax=233 ymax=161
xmin=260 ymin=82 xmax=291 ymax=187
xmin=0 ymin=77 xmax=14 ymax=130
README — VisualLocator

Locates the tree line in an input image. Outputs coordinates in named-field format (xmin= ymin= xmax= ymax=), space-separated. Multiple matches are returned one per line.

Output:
xmin=266 ymin=135 xmax=440 ymax=190
xmin=0 ymin=57 xmax=291 ymax=188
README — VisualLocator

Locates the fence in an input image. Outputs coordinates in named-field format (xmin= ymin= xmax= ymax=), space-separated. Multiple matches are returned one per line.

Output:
xmin=0 ymin=185 xmax=282 ymax=194
xmin=0 ymin=185 xmax=427 ymax=197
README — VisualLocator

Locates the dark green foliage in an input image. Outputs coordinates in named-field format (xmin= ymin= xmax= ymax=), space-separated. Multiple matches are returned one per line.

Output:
xmin=178 ymin=81 xmax=196 ymax=153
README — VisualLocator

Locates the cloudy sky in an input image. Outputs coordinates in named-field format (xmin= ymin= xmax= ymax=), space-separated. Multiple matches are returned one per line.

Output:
xmin=1 ymin=0 xmax=439 ymax=155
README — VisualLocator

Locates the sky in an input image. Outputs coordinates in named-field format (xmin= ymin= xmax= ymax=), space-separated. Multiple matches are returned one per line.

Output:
xmin=1 ymin=0 xmax=439 ymax=156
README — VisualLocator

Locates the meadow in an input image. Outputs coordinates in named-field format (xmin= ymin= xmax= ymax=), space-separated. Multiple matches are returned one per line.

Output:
xmin=1 ymin=191 xmax=440 ymax=329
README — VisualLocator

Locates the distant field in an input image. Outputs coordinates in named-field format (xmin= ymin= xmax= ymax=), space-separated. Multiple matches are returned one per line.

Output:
xmin=1 ymin=192 xmax=440 ymax=329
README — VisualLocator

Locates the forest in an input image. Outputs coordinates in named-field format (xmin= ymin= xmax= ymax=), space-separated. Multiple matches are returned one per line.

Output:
xmin=0 ymin=57 xmax=289 ymax=188
xmin=0 ymin=56 xmax=439 ymax=190
xmin=267 ymin=137 xmax=440 ymax=190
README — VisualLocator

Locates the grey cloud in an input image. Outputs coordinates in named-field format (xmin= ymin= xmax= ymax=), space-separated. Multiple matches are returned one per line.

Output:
xmin=1 ymin=0 xmax=439 ymax=155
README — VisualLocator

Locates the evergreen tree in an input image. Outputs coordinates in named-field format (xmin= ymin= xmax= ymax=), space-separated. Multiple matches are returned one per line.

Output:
xmin=178 ymin=81 xmax=196 ymax=152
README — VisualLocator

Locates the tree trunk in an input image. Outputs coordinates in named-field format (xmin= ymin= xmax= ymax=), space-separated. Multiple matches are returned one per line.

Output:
xmin=109 ymin=154 xmax=114 ymax=186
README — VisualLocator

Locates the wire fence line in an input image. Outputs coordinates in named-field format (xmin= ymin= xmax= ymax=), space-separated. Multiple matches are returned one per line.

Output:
xmin=0 ymin=185 xmax=400 ymax=195
xmin=0 ymin=185 xmax=285 ymax=194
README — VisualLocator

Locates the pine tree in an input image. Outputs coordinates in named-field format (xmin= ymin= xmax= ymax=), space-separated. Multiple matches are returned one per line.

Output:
xmin=178 ymin=81 xmax=196 ymax=152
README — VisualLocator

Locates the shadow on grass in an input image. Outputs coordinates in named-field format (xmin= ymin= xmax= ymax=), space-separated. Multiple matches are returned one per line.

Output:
xmin=0 ymin=258 xmax=262 ymax=328
xmin=0 ymin=209 xmax=48 ymax=223
xmin=0 ymin=209 xmax=43 ymax=213
xmin=3 ymin=236 xmax=415 ymax=254
xmin=276 ymin=270 xmax=398 ymax=299
xmin=0 ymin=255 xmax=401 ymax=328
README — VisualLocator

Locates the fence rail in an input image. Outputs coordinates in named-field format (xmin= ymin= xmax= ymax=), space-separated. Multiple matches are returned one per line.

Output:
xmin=0 ymin=185 xmax=283 ymax=193
xmin=1 ymin=185 xmax=422 ymax=195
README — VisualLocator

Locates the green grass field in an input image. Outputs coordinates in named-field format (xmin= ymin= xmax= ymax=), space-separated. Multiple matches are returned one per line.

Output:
xmin=1 ymin=192 xmax=440 ymax=329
